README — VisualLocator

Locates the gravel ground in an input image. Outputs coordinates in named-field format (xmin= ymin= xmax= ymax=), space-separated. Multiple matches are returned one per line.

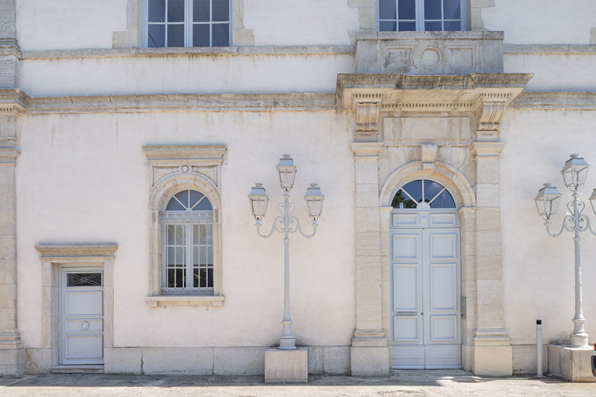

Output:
xmin=1 ymin=370 xmax=595 ymax=397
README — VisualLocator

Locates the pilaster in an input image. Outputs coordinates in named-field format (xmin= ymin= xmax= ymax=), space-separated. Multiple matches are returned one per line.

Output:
xmin=0 ymin=100 xmax=23 ymax=375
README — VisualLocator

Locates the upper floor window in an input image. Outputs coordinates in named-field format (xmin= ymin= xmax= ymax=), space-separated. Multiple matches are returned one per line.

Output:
xmin=146 ymin=0 xmax=231 ymax=48
xmin=378 ymin=0 xmax=466 ymax=32
xmin=162 ymin=189 xmax=214 ymax=294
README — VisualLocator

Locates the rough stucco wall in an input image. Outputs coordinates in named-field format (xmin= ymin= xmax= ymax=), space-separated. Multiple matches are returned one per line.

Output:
xmin=19 ymin=54 xmax=356 ymax=97
xmin=16 ymin=110 xmax=356 ymax=349
xmin=483 ymin=0 xmax=596 ymax=45
xmin=500 ymin=109 xmax=596 ymax=349
xmin=16 ymin=0 xmax=127 ymax=51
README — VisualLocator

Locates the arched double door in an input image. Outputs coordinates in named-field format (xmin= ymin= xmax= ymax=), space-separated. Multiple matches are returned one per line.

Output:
xmin=390 ymin=179 xmax=462 ymax=369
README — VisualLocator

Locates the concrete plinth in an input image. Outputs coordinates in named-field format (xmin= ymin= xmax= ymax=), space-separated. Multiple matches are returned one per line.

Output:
xmin=350 ymin=346 xmax=390 ymax=376
xmin=473 ymin=345 xmax=513 ymax=376
xmin=0 ymin=347 xmax=25 ymax=376
xmin=264 ymin=347 xmax=308 ymax=383
xmin=548 ymin=345 xmax=596 ymax=382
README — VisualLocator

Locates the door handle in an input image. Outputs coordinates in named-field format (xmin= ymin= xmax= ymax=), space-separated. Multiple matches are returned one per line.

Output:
xmin=80 ymin=321 xmax=90 ymax=331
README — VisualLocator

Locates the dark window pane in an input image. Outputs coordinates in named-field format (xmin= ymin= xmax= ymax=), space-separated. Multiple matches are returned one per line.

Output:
xmin=212 ymin=24 xmax=229 ymax=46
xmin=148 ymin=24 xmax=165 ymax=47
xmin=379 ymin=0 xmax=397 ymax=19
xmin=200 ymin=268 xmax=207 ymax=288
xmin=444 ymin=20 xmax=461 ymax=31
xmin=167 ymin=269 xmax=175 ymax=287
xmin=213 ymin=0 xmax=229 ymax=21
xmin=424 ymin=0 xmax=442 ymax=19
xmin=401 ymin=180 xmax=423 ymax=203
xmin=392 ymin=190 xmax=417 ymax=209
xmin=167 ymin=0 xmax=185 ymax=22
xmin=193 ymin=0 xmax=210 ymax=22
xmin=429 ymin=190 xmax=456 ymax=208
xmin=443 ymin=0 xmax=461 ymax=20
xmin=190 ymin=190 xmax=204 ymax=209
xmin=174 ymin=190 xmax=189 ymax=208
xmin=398 ymin=22 xmax=416 ymax=31
xmin=166 ymin=196 xmax=185 ymax=210
xmin=176 ymin=269 xmax=185 ymax=288
xmin=167 ymin=24 xmax=185 ymax=47
xmin=425 ymin=21 xmax=442 ymax=31
xmin=207 ymin=268 xmax=213 ymax=288
xmin=193 ymin=24 xmax=210 ymax=47
xmin=193 ymin=268 xmax=199 ymax=288
xmin=379 ymin=21 xmax=397 ymax=31
xmin=67 ymin=273 xmax=102 ymax=287
xmin=149 ymin=0 xmax=166 ymax=22
xmin=195 ymin=197 xmax=212 ymax=210
xmin=424 ymin=180 xmax=444 ymax=202
xmin=398 ymin=0 xmax=416 ymax=20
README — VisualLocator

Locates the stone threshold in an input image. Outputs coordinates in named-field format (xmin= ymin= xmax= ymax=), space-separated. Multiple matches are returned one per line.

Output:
xmin=50 ymin=365 xmax=104 ymax=374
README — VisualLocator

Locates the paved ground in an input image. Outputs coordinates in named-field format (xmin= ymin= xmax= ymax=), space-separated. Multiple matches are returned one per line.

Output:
xmin=1 ymin=370 xmax=595 ymax=397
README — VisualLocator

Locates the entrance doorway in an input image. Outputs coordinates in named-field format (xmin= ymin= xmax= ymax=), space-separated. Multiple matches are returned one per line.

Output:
xmin=60 ymin=268 xmax=104 ymax=365
xmin=390 ymin=179 xmax=462 ymax=369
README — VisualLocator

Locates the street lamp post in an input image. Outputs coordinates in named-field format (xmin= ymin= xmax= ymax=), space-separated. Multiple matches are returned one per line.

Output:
xmin=535 ymin=153 xmax=596 ymax=347
xmin=249 ymin=154 xmax=324 ymax=350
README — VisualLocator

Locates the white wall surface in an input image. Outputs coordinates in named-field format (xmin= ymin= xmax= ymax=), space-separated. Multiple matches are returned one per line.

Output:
xmin=483 ymin=0 xmax=596 ymax=45
xmin=19 ymin=54 xmax=356 ymax=97
xmin=500 ymin=109 xmax=596 ymax=346
xmin=244 ymin=0 xmax=358 ymax=46
xmin=16 ymin=110 xmax=356 ymax=348
xmin=504 ymin=53 xmax=596 ymax=93
xmin=16 ymin=0 xmax=127 ymax=51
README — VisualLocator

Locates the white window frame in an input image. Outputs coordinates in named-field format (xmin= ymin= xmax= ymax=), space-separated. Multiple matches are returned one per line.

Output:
xmin=161 ymin=192 xmax=215 ymax=294
xmin=376 ymin=0 xmax=467 ymax=32
xmin=143 ymin=0 xmax=232 ymax=48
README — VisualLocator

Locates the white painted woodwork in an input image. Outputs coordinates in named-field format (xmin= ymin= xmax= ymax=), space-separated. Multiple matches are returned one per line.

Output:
xmin=60 ymin=268 xmax=104 ymax=365
xmin=391 ymin=210 xmax=461 ymax=369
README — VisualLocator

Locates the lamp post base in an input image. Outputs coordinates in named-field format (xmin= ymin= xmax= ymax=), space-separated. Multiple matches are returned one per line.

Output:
xmin=279 ymin=336 xmax=297 ymax=350
xmin=570 ymin=333 xmax=589 ymax=348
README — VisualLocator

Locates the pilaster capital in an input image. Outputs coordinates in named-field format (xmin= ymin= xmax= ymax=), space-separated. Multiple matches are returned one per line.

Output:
xmin=351 ymin=142 xmax=383 ymax=158
xmin=474 ymin=93 xmax=513 ymax=141
xmin=472 ymin=142 xmax=505 ymax=159
xmin=354 ymin=100 xmax=381 ymax=140
xmin=0 ymin=147 xmax=20 ymax=165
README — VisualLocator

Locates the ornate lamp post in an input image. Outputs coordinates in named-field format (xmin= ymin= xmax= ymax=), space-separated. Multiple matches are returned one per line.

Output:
xmin=535 ymin=153 xmax=596 ymax=347
xmin=249 ymin=155 xmax=324 ymax=350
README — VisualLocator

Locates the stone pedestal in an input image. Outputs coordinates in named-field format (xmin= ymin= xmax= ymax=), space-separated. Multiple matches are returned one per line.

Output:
xmin=548 ymin=345 xmax=596 ymax=382
xmin=264 ymin=347 xmax=308 ymax=383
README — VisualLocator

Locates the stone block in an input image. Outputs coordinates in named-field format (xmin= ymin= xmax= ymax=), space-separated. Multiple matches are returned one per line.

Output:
xmin=355 ymin=232 xmax=381 ymax=256
xmin=512 ymin=344 xmax=548 ymax=375
xmin=359 ymin=8 xmax=376 ymax=30
xmin=104 ymin=348 xmax=142 ymax=374
xmin=548 ymin=345 xmax=596 ymax=382
xmin=356 ymin=207 xmax=382 ymax=232
xmin=308 ymin=346 xmax=323 ymax=374
xmin=324 ymin=346 xmax=350 ymax=375
xmin=143 ymin=347 xmax=213 ymax=375
xmin=265 ymin=348 xmax=308 ymax=383
xmin=473 ymin=345 xmax=512 ymax=376
xmin=214 ymin=346 xmax=266 ymax=375
xmin=355 ymin=159 xmax=379 ymax=184
xmin=356 ymin=183 xmax=379 ymax=208
xmin=0 ymin=347 xmax=24 ymax=375
xmin=25 ymin=348 xmax=51 ymax=374
xmin=233 ymin=28 xmax=255 ymax=46
xmin=350 ymin=346 xmax=390 ymax=376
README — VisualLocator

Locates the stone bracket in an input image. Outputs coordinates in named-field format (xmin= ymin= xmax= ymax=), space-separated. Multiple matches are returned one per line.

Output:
xmin=421 ymin=143 xmax=438 ymax=172
xmin=355 ymin=101 xmax=381 ymax=137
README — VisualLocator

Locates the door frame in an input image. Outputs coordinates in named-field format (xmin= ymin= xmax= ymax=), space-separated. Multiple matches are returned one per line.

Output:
xmin=389 ymin=209 xmax=462 ymax=369
xmin=37 ymin=244 xmax=117 ymax=369
xmin=59 ymin=266 xmax=105 ymax=366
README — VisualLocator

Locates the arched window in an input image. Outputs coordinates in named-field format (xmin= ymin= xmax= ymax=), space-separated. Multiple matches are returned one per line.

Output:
xmin=392 ymin=179 xmax=456 ymax=209
xmin=161 ymin=189 xmax=214 ymax=293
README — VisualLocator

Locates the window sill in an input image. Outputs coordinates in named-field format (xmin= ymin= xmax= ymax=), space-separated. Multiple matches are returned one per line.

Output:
xmin=146 ymin=295 xmax=224 ymax=307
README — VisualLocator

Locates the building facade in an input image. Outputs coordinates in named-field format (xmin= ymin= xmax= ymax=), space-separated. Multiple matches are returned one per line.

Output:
xmin=1 ymin=0 xmax=596 ymax=378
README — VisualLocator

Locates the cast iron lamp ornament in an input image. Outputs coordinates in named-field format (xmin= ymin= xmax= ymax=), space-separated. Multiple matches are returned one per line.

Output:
xmin=535 ymin=154 xmax=596 ymax=347
xmin=249 ymin=155 xmax=324 ymax=350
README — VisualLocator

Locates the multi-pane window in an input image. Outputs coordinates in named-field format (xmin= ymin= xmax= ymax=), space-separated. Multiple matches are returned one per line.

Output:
xmin=392 ymin=179 xmax=456 ymax=209
xmin=161 ymin=190 xmax=214 ymax=294
xmin=378 ymin=0 xmax=465 ymax=32
xmin=147 ymin=0 xmax=231 ymax=48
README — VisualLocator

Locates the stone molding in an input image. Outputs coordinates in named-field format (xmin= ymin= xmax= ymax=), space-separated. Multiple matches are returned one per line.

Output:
xmin=355 ymin=102 xmax=381 ymax=137
xmin=35 ymin=244 xmax=118 ymax=261
xmin=472 ymin=142 xmax=505 ymax=158
xmin=36 ymin=243 xmax=118 ymax=370
xmin=143 ymin=145 xmax=227 ymax=307
xmin=351 ymin=142 xmax=383 ymax=158
xmin=0 ymin=147 xmax=19 ymax=165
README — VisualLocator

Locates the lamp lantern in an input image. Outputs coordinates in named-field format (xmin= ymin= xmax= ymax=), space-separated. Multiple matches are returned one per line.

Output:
xmin=248 ymin=183 xmax=269 ymax=221
xmin=534 ymin=183 xmax=562 ymax=218
xmin=304 ymin=183 xmax=325 ymax=221
xmin=561 ymin=153 xmax=590 ymax=190
xmin=276 ymin=154 xmax=297 ymax=192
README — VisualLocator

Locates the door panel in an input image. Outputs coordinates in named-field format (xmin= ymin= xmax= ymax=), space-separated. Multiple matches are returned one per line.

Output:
xmin=61 ymin=269 xmax=104 ymax=365
xmin=391 ymin=214 xmax=461 ymax=369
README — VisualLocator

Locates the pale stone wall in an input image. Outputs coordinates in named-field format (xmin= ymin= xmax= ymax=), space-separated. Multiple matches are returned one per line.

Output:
xmin=500 ymin=109 xmax=596 ymax=373
xmin=16 ymin=110 xmax=356 ymax=353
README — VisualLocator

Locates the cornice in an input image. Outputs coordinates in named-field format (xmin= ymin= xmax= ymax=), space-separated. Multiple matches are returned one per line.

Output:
xmin=511 ymin=92 xmax=596 ymax=111
xmin=143 ymin=145 xmax=227 ymax=166
xmin=0 ymin=147 xmax=20 ymax=165
xmin=0 ymin=89 xmax=31 ymax=114
xmin=35 ymin=244 xmax=118 ymax=260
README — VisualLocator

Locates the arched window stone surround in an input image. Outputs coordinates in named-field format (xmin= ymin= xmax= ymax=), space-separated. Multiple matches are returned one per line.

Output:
xmin=143 ymin=145 xmax=226 ymax=307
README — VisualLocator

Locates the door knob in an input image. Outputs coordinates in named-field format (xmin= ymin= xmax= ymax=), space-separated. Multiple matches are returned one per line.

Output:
xmin=80 ymin=321 xmax=90 ymax=331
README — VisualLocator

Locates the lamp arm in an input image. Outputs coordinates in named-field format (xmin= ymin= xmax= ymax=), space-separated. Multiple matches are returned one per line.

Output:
xmin=288 ymin=215 xmax=318 ymax=238
xmin=544 ymin=215 xmax=573 ymax=237
xmin=255 ymin=216 xmax=284 ymax=238
xmin=578 ymin=214 xmax=596 ymax=236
